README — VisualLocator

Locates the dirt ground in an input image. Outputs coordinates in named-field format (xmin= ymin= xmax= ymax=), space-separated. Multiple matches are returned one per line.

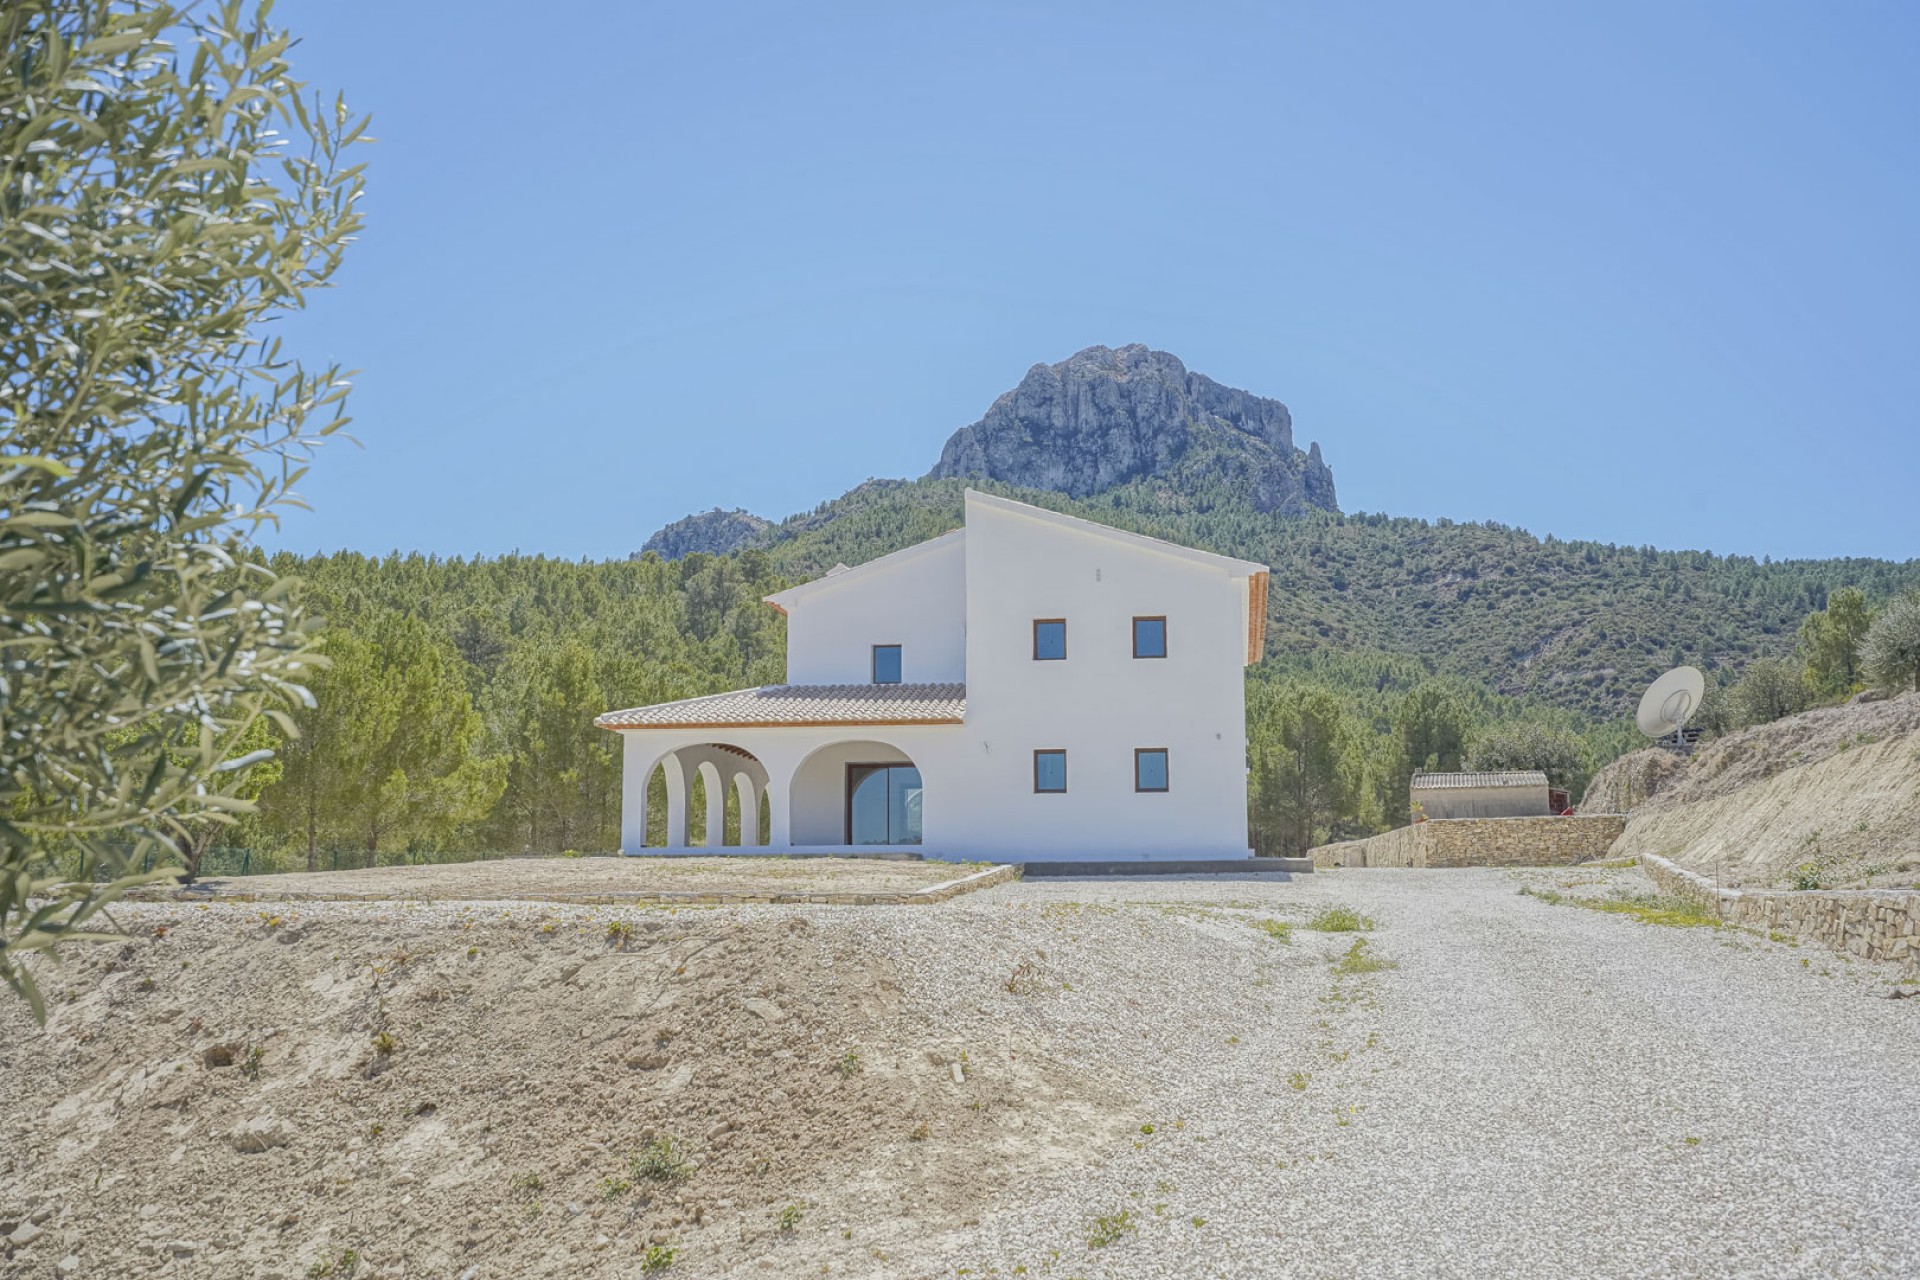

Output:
xmin=0 ymin=893 xmax=1130 ymax=1279
xmin=164 ymin=856 xmax=984 ymax=903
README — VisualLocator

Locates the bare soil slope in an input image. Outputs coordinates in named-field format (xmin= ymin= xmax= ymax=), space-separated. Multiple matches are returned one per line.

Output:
xmin=0 ymin=898 xmax=1132 ymax=1279
xmin=1583 ymin=691 xmax=1920 ymax=889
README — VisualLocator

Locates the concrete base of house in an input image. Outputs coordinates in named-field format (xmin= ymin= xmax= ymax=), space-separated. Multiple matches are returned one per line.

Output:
xmin=1022 ymin=857 xmax=1313 ymax=877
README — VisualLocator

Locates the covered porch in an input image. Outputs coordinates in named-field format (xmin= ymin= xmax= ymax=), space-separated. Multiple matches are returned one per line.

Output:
xmin=594 ymin=684 xmax=963 ymax=857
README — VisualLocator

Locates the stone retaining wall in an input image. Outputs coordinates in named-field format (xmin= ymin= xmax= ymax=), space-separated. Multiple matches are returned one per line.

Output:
xmin=1310 ymin=816 xmax=1628 ymax=870
xmin=1638 ymin=852 xmax=1919 ymax=975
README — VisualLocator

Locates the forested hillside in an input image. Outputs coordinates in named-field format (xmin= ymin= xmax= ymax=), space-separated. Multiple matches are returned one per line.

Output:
xmin=198 ymin=473 xmax=1918 ymax=868
xmin=754 ymin=473 xmax=1919 ymax=721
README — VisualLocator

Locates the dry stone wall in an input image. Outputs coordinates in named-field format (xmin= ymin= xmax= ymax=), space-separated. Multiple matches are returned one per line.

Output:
xmin=1639 ymin=852 xmax=1919 ymax=975
xmin=1310 ymin=816 xmax=1627 ymax=869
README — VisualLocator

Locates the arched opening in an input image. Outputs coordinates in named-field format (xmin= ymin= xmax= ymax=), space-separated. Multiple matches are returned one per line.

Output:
xmin=637 ymin=743 xmax=769 ymax=849
xmin=789 ymin=740 xmax=924 ymax=848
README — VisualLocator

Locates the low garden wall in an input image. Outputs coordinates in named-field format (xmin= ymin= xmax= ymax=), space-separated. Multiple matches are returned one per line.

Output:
xmin=1639 ymin=852 xmax=1919 ymax=974
xmin=1310 ymin=816 xmax=1628 ymax=870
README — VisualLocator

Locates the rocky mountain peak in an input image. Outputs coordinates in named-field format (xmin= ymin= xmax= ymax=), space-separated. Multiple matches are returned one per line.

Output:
xmin=927 ymin=344 xmax=1337 ymax=514
xmin=637 ymin=508 xmax=771 ymax=561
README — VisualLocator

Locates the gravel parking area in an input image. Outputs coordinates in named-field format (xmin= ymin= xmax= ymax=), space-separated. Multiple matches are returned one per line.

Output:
xmin=890 ymin=865 xmax=1920 ymax=1279
xmin=171 ymin=854 xmax=980 ymax=902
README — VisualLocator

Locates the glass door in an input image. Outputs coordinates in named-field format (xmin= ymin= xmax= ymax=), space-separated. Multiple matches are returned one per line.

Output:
xmin=847 ymin=764 xmax=923 ymax=845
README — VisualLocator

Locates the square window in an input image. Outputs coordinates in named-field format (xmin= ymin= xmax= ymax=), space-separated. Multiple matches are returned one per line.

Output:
xmin=1135 ymin=748 xmax=1169 ymax=793
xmin=1033 ymin=749 xmax=1067 ymax=793
xmin=1033 ymin=619 xmax=1067 ymax=661
xmin=1133 ymin=616 xmax=1167 ymax=659
xmin=871 ymin=644 xmax=902 ymax=684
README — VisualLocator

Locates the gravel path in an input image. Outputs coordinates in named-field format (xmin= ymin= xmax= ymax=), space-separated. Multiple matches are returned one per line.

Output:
xmin=885 ymin=866 xmax=1920 ymax=1280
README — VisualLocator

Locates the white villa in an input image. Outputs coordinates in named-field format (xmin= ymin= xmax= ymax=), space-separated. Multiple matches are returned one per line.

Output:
xmin=596 ymin=489 xmax=1270 ymax=862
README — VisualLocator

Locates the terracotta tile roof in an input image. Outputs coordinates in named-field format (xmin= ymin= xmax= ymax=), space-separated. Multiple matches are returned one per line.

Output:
xmin=1410 ymin=770 xmax=1549 ymax=790
xmin=595 ymin=683 xmax=966 ymax=730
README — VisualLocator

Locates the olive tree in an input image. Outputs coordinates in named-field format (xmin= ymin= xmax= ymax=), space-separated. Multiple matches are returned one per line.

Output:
xmin=1 ymin=1 xmax=366 ymax=1017
xmin=1728 ymin=656 xmax=1811 ymax=728
xmin=1860 ymin=594 xmax=1920 ymax=694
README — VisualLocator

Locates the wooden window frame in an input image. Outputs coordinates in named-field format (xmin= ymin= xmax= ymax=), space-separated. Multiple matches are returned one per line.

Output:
xmin=871 ymin=643 xmax=903 ymax=685
xmin=1032 ymin=618 xmax=1067 ymax=661
xmin=1132 ymin=615 xmax=1168 ymax=659
xmin=1033 ymin=748 xmax=1068 ymax=794
xmin=1134 ymin=747 xmax=1170 ymax=793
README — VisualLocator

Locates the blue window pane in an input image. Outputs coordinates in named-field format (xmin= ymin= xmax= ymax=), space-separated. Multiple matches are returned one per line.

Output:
xmin=1034 ymin=620 xmax=1066 ymax=660
xmin=1136 ymin=750 xmax=1169 ymax=792
xmin=849 ymin=766 xmax=891 ymax=843
xmin=1134 ymin=617 xmax=1166 ymax=658
xmin=1034 ymin=750 xmax=1067 ymax=793
xmin=850 ymin=764 xmax=922 ymax=844
xmin=889 ymin=766 xmax=923 ymax=845
xmin=872 ymin=644 xmax=902 ymax=684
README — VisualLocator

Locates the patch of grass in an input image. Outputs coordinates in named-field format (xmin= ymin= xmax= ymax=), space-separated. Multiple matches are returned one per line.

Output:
xmin=1287 ymin=1070 xmax=1309 ymax=1092
xmin=306 ymin=1249 xmax=359 ymax=1279
xmin=640 ymin=1243 xmax=678 ymax=1272
xmin=599 ymin=1176 xmax=631 ymax=1201
xmin=240 ymin=1045 xmax=266 ymax=1081
xmin=371 ymin=1031 xmax=395 ymax=1056
xmin=512 ymin=1171 xmax=543 ymax=1193
xmin=1332 ymin=939 xmax=1397 ymax=974
xmin=775 ymin=1202 xmax=804 ymax=1232
xmin=837 ymin=1048 xmax=864 ymax=1078
xmin=1305 ymin=906 xmax=1372 ymax=933
xmin=1521 ymin=884 xmax=1721 ymax=929
xmin=631 ymin=1136 xmax=691 ymax=1184
xmin=1580 ymin=893 xmax=1721 ymax=928
xmin=1788 ymin=862 xmax=1826 ymax=891
xmin=1251 ymin=918 xmax=1293 ymax=943
xmin=1087 ymin=1208 xmax=1137 ymax=1248
xmin=606 ymin=919 xmax=637 ymax=947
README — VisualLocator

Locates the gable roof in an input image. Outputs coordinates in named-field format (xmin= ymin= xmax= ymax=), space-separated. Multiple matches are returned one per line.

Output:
xmin=963 ymin=489 xmax=1270 ymax=577
xmin=596 ymin=683 xmax=966 ymax=730
xmin=1410 ymin=771 xmax=1549 ymax=790
xmin=762 ymin=527 xmax=964 ymax=615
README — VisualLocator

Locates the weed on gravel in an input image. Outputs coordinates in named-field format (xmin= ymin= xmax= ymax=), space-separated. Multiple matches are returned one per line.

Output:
xmin=1332 ymin=939 xmax=1397 ymax=974
xmin=1087 ymin=1208 xmax=1138 ymax=1248
xmin=1520 ymin=885 xmax=1722 ymax=928
xmin=1252 ymin=918 xmax=1294 ymax=943
xmin=1305 ymin=906 xmax=1373 ymax=933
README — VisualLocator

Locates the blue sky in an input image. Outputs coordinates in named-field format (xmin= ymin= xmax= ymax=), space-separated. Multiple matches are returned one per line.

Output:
xmin=268 ymin=1 xmax=1919 ymax=562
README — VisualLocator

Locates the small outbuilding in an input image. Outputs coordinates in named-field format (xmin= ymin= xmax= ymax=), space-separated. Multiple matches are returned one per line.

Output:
xmin=1410 ymin=770 xmax=1553 ymax=821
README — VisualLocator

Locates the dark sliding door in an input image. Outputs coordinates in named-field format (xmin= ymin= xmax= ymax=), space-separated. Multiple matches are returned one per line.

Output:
xmin=847 ymin=764 xmax=923 ymax=845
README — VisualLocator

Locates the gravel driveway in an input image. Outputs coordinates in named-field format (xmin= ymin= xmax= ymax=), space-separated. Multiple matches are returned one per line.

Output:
xmin=889 ymin=866 xmax=1920 ymax=1280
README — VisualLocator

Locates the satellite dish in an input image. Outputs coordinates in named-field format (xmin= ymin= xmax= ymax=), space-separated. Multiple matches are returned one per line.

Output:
xmin=1637 ymin=665 xmax=1705 ymax=742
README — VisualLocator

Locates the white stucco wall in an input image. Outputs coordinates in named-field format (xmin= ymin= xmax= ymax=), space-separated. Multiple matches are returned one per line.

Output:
xmin=945 ymin=492 xmax=1255 ymax=859
xmin=614 ymin=491 xmax=1262 ymax=862
xmin=776 ymin=531 xmax=966 ymax=685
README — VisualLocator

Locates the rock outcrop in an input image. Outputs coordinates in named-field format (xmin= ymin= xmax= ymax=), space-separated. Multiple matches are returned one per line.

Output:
xmin=928 ymin=344 xmax=1338 ymax=514
xmin=639 ymin=508 xmax=771 ymax=561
